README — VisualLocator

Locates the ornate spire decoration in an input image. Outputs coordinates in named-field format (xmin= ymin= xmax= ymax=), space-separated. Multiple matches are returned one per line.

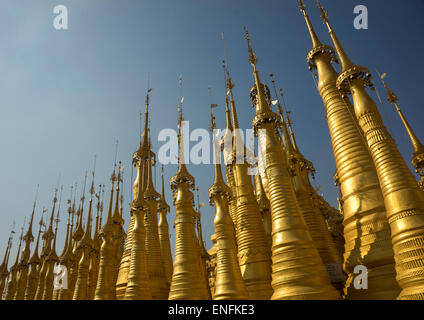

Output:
xmin=195 ymin=187 xmax=212 ymax=300
xmin=168 ymin=75 xmax=209 ymax=300
xmin=298 ymin=0 xmax=400 ymax=299
xmin=14 ymin=185 xmax=39 ymax=300
xmin=122 ymin=87 xmax=153 ymax=300
xmin=42 ymin=185 xmax=63 ymax=300
xmin=219 ymin=55 xmax=238 ymax=227
xmin=0 ymin=230 xmax=14 ymax=300
xmin=254 ymin=172 xmax=271 ymax=249
xmin=53 ymin=187 xmax=72 ymax=300
xmin=245 ymin=27 xmax=340 ymax=300
xmin=144 ymin=157 xmax=168 ymax=299
xmin=137 ymin=89 xmax=169 ymax=300
xmin=377 ymin=71 xmax=424 ymax=190
xmin=87 ymin=184 xmax=103 ymax=300
xmin=24 ymin=213 xmax=44 ymax=300
xmin=318 ymin=1 xmax=424 ymax=300
xmin=94 ymin=159 xmax=119 ymax=300
xmin=158 ymin=165 xmax=173 ymax=290
xmin=222 ymin=41 xmax=273 ymax=299
xmin=5 ymin=220 xmax=25 ymax=300
xmin=112 ymin=162 xmax=126 ymax=289
xmin=208 ymin=92 xmax=248 ymax=300
xmin=34 ymin=187 xmax=58 ymax=300
xmin=117 ymin=84 xmax=152 ymax=299
xmin=73 ymin=158 xmax=96 ymax=300
xmin=58 ymin=184 xmax=78 ymax=300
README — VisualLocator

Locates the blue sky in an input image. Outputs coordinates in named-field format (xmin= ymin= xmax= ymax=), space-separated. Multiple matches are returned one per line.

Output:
xmin=1 ymin=0 xmax=423 ymax=262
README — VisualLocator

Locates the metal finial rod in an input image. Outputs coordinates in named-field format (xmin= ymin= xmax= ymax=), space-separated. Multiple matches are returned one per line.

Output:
xmin=81 ymin=170 xmax=88 ymax=201
xmin=33 ymin=184 xmax=40 ymax=208
xmin=298 ymin=0 xmax=306 ymax=12
xmin=222 ymin=60 xmax=228 ymax=95
xmin=114 ymin=140 xmax=119 ymax=169
xmin=244 ymin=26 xmax=257 ymax=65
xmin=317 ymin=1 xmax=329 ymax=25
xmin=178 ymin=73 xmax=184 ymax=120
xmin=90 ymin=155 xmax=97 ymax=196
xmin=376 ymin=69 xmax=398 ymax=104
xmin=56 ymin=185 xmax=64 ymax=222
xmin=222 ymin=32 xmax=230 ymax=74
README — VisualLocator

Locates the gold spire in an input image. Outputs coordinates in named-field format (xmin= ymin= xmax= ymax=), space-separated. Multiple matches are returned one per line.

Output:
xmin=298 ymin=0 xmax=322 ymax=49
xmin=14 ymin=185 xmax=39 ymax=300
xmin=158 ymin=164 xmax=173 ymax=291
xmin=4 ymin=221 xmax=25 ymax=300
xmin=320 ymin=3 xmax=424 ymax=300
xmin=41 ymin=185 xmax=62 ymax=300
xmin=1 ymin=230 xmax=13 ymax=300
xmin=222 ymin=35 xmax=273 ymax=300
xmin=298 ymin=5 xmax=400 ymax=299
xmin=35 ymin=188 xmax=58 ymax=301
xmin=208 ymin=97 xmax=248 ymax=300
xmin=73 ymin=159 xmax=96 ymax=300
xmin=144 ymin=156 xmax=168 ymax=299
xmin=170 ymin=75 xmax=195 ymax=191
xmin=73 ymin=172 xmax=88 ymax=243
xmin=24 ymin=214 xmax=44 ymax=300
xmin=158 ymin=165 xmax=170 ymax=213
xmin=220 ymin=59 xmax=238 ymax=225
xmin=316 ymin=1 xmax=372 ymax=95
xmin=244 ymin=27 xmax=275 ymax=119
xmin=23 ymin=185 xmax=39 ymax=248
xmin=168 ymin=76 xmax=209 ymax=300
xmin=377 ymin=71 xmax=424 ymax=187
xmin=94 ymin=159 xmax=118 ymax=300
xmin=59 ymin=186 xmax=73 ymax=260
xmin=316 ymin=1 xmax=355 ymax=74
xmin=246 ymin=28 xmax=339 ymax=300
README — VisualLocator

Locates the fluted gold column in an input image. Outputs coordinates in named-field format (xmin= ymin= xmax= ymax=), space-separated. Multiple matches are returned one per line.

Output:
xmin=378 ymin=73 xmax=424 ymax=191
xmin=88 ymin=185 xmax=103 ymax=300
xmin=4 ymin=226 xmax=24 ymax=300
xmin=14 ymin=197 xmax=37 ymax=300
xmin=221 ymin=96 xmax=238 ymax=226
xmin=318 ymin=1 xmax=424 ymax=299
xmin=1 ymin=234 xmax=12 ymax=300
xmin=57 ymin=195 xmax=77 ymax=300
xmin=280 ymin=109 xmax=343 ymax=289
xmin=223 ymin=68 xmax=272 ymax=299
xmin=245 ymin=28 xmax=339 ymax=300
xmin=42 ymin=193 xmax=62 ymax=301
xmin=73 ymin=172 xmax=96 ymax=300
xmin=158 ymin=166 xmax=173 ymax=290
xmin=255 ymin=173 xmax=272 ymax=250
xmin=144 ymin=158 xmax=168 ymax=299
xmin=116 ymin=213 xmax=134 ymax=299
xmin=298 ymin=0 xmax=400 ymax=299
xmin=209 ymin=107 xmax=248 ymax=300
xmin=94 ymin=169 xmax=118 ymax=300
xmin=34 ymin=191 xmax=58 ymax=300
xmin=168 ymin=103 xmax=209 ymax=300
xmin=124 ymin=150 xmax=151 ymax=300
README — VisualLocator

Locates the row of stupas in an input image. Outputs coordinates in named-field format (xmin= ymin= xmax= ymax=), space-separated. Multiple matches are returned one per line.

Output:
xmin=1 ymin=0 xmax=424 ymax=300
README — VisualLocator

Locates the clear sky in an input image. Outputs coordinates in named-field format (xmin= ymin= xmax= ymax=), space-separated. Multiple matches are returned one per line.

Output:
xmin=1 ymin=0 xmax=423 ymax=264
